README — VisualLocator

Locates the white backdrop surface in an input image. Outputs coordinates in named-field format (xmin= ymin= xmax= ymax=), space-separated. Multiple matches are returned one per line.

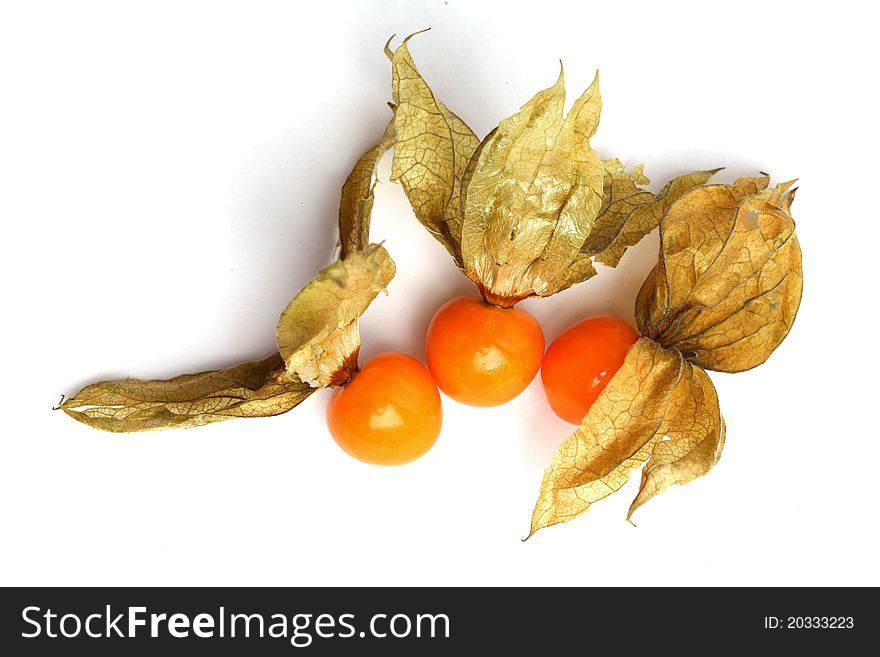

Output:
xmin=1 ymin=0 xmax=877 ymax=586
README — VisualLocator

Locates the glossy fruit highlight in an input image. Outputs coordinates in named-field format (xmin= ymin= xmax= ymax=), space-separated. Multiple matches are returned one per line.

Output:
xmin=326 ymin=352 xmax=442 ymax=465
xmin=425 ymin=297 xmax=545 ymax=407
xmin=541 ymin=316 xmax=640 ymax=424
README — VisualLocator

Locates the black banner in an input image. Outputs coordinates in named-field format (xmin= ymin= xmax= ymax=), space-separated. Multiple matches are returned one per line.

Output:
xmin=0 ymin=587 xmax=872 ymax=654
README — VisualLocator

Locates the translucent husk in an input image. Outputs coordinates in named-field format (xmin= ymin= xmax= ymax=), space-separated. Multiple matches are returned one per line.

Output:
xmin=385 ymin=33 xmax=718 ymax=307
xmin=528 ymin=178 xmax=802 ymax=535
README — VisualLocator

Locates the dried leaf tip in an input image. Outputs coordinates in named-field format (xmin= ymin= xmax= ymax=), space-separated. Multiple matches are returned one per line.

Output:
xmin=383 ymin=34 xmax=396 ymax=60
xmin=385 ymin=28 xmax=432 ymax=59
xmin=276 ymin=244 xmax=395 ymax=388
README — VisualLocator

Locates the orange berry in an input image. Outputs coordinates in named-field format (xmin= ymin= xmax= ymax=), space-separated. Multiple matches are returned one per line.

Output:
xmin=425 ymin=297 xmax=544 ymax=407
xmin=326 ymin=352 xmax=441 ymax=465
xmin=541 ymin=316 xmax=639 ymax=424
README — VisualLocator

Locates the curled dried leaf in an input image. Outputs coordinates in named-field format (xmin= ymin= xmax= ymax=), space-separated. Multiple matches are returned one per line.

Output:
xmin=627 ymin=361 xmax=725 ymax=520
xmin=590 ymin=162 xmax=721 ymax=267
xmin=276 ymin=244 xmax=395 ymax=387
xmin=528 ymin=339 xmax=727 ymax=534
xmin=338 ymin=114 xmax=396 ymax=259
xmin=636 ymin=177 xmax=802 ymax=372
xmin=461 ymin=69 xmax=605 ymax=306
xmin=61 ymin=354 xmax=314 ymax=432
xmin=388 ymin=33 xmax=480 ymax=267
xmin=581 ymin=159 xmax=651 ymax=256
xmin=384 ymin=42 xmax=721 ymax=306
xmin=528 ymin=338 xmax=685 ymax=536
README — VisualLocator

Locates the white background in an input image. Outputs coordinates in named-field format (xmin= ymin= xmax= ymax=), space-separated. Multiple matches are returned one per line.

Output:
xmin=2 ymin=0 xmax=878 ymax=586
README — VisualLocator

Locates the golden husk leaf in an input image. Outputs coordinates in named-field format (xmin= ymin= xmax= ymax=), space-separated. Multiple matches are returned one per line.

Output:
xmin=626 ymin=362 xmax=725 ymax=520
xmin=528 ymin=338 xmax=684 ymax=536
xmin=63 ymin=245 xmax=394 ymax=432
xmin=276 ymin=244 xmax=395 ymax=388
xmin=338 ymin=115 xmax=396 ymax=259
xmin=590 ymin=161 xmax=721 ymax=267
xmin=582 ymin=159 xmax=652 ymax=255
xmin=62 ymin=47 xmax=403 ymax=434
xmin=636 ymin=177 xmax=803 ymax=372
xmin=60 ymin=354 xmax=315 ymax=432
xmin=384 ymin=39 xmax=719 ymax=307
xmin=388 ymin=33 xmax=480 ymax=267
xmin=528 ymin=339 xmax=726 ymax=535
xmin=529 ymin=176 xmax=802 ymax=533
xmin=461 ymin=68 xmax=605 ymax=306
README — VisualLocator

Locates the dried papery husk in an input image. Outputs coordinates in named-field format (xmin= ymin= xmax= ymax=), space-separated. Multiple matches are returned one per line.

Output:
xmin=637 ymin=178 xmax=802 ymax=372
xmin=627 ymin=364 xmax=725 ymax=521
xmin=276 ymin=244 xmax=396 ymax=388
xmin=387 ymin=31 xmax=480 ymax=267
xmin=384 ymin=35 xmax=717 ymax=307
xmin=460 ymin=67 xmax=605 ymax=306
xmin=590 ymin=160 xmax=722 ymax=267
xmin=338 ymin=115 xmax=397 ymax=259
xmin=63 ymin=245 xmax=395 ymax=432
xmin=63 ymin=62 xmax=400 ymax=438
xmin=61 ymin=354 xmax=314 ymax=432
xmin=529 ymin=178 xmax=802 ymax=534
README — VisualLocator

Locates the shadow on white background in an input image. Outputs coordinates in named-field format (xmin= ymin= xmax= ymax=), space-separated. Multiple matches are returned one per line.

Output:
xmin=1 ymin=0 xmax=876 ymax=587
